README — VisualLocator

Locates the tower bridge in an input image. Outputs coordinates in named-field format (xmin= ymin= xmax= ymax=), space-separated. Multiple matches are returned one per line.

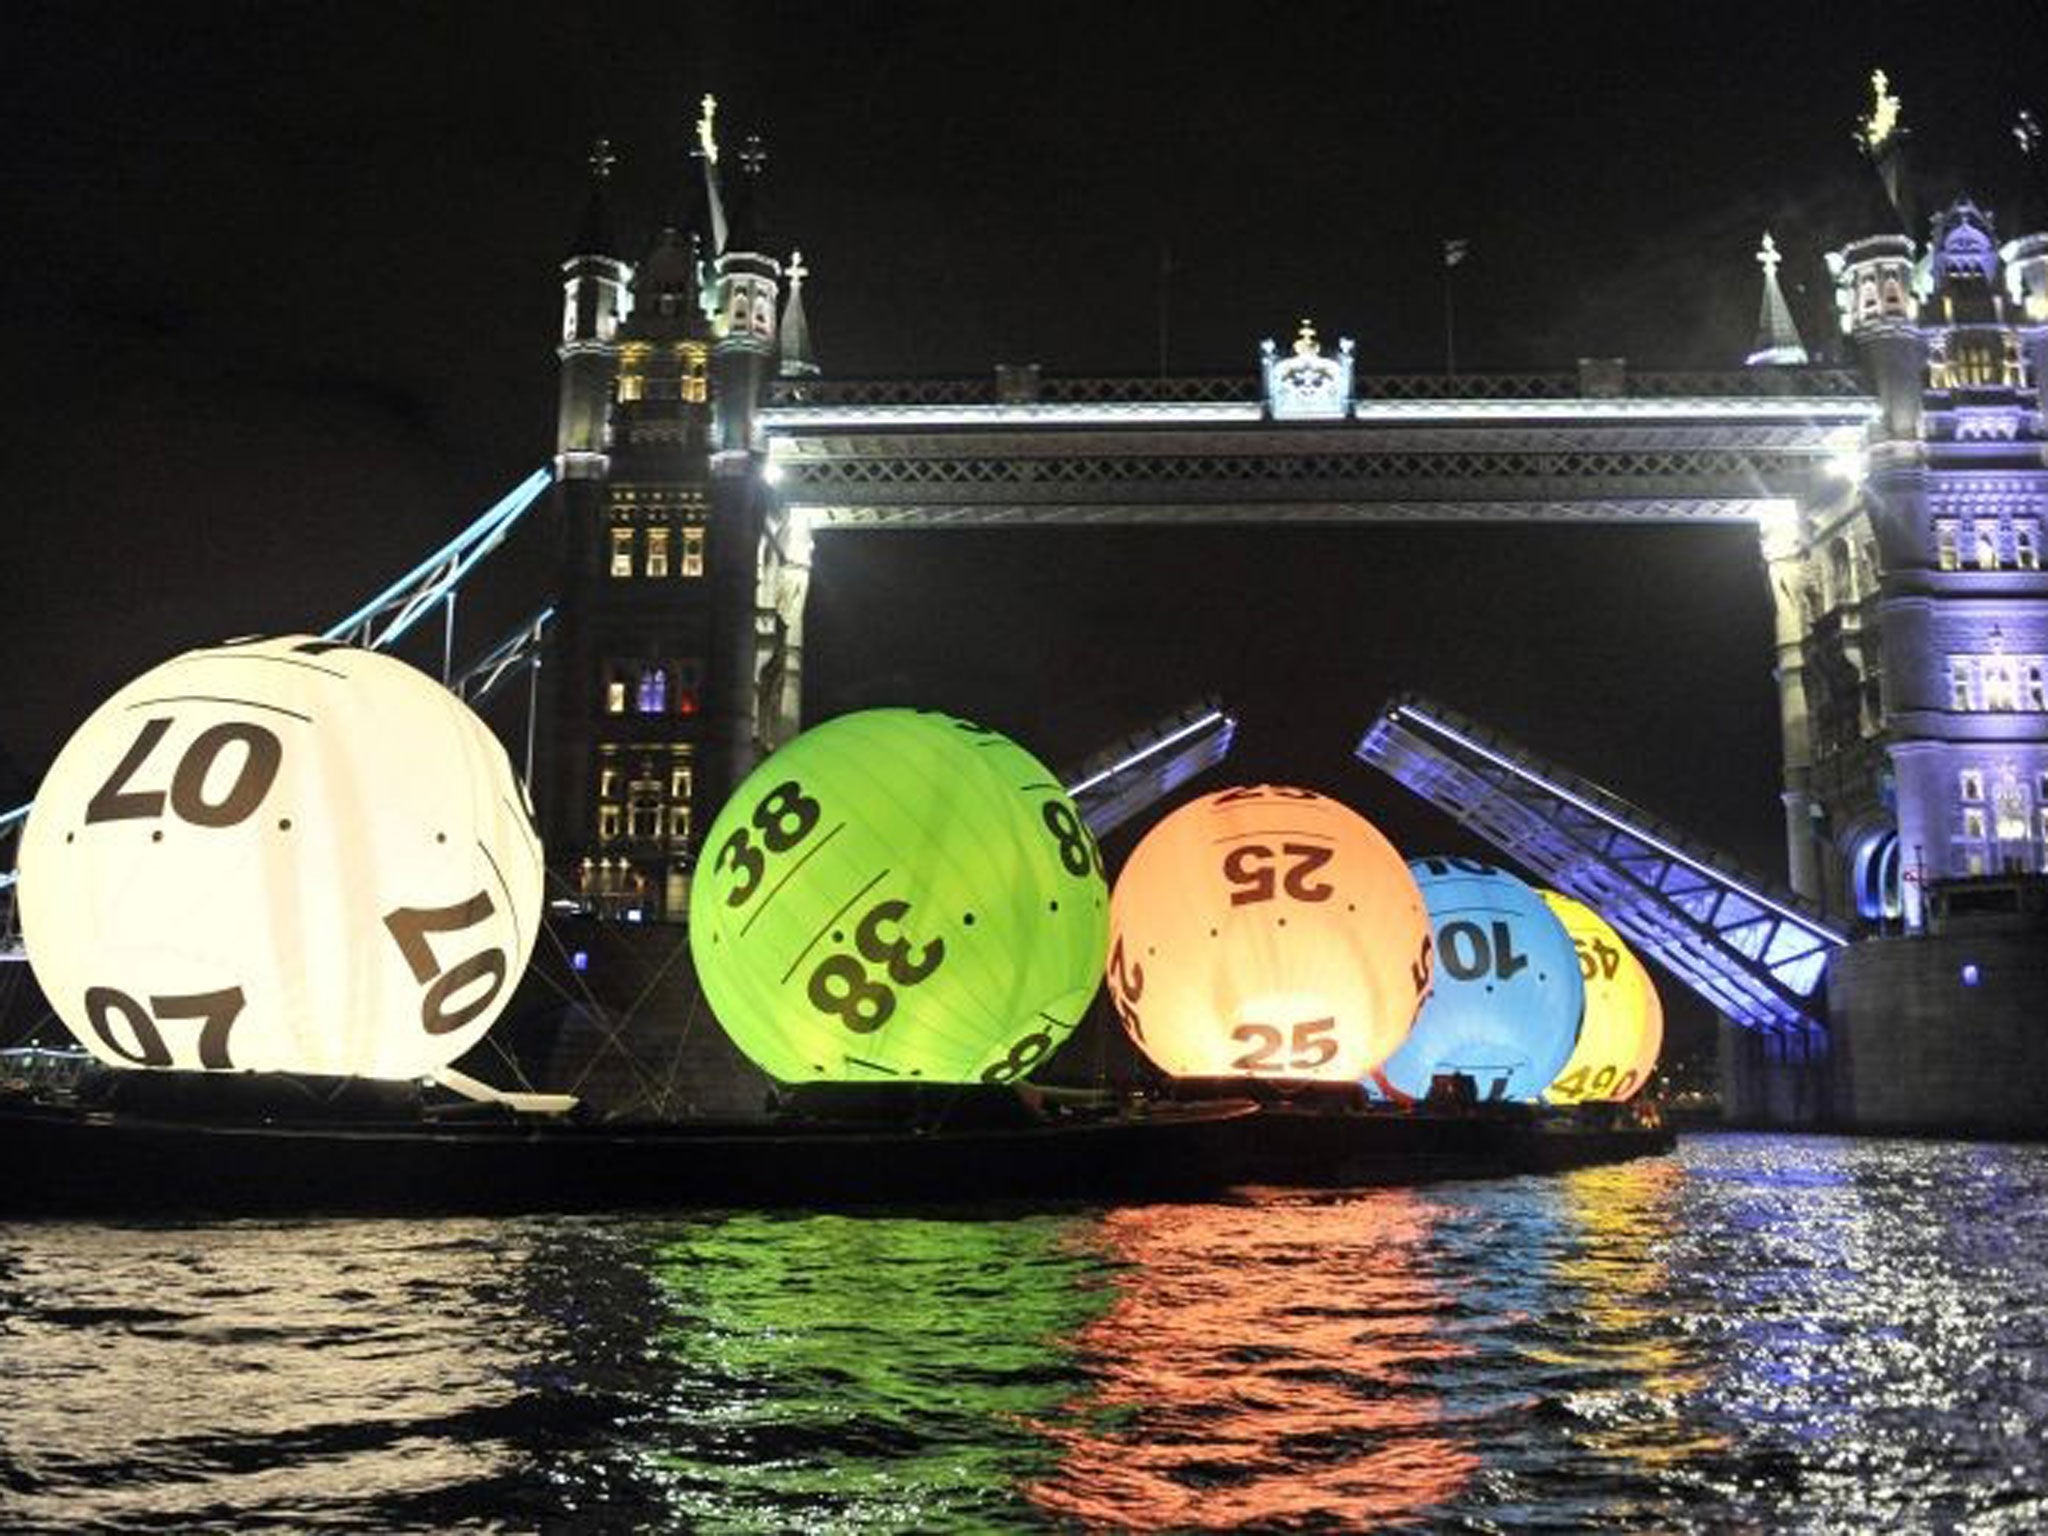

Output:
xmin=9 ymin=82 xmax=2048 ymax=1132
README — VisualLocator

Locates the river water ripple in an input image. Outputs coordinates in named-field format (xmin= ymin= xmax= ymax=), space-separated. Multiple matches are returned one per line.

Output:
xmin=1 ymin=1132 xmax=2044 ymax=1531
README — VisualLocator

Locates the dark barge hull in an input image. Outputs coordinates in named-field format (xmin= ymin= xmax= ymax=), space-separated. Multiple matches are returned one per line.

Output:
xmin=0 ymin=1096 xmax=1674 ymax=1217
xmin=0 ymin=1098 xmax=1266 ymax=1217
xmin=1220 ymin=1102 xmax=1677 ymax=1186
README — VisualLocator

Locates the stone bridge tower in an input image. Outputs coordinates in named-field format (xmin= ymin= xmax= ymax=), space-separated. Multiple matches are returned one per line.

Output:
xmin=537 ymin=101 xmax=813 ymax=924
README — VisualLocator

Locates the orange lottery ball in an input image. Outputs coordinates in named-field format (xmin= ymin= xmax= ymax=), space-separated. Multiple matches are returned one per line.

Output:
xmin=1106 ymin=786 xmax=1432 ymax=1081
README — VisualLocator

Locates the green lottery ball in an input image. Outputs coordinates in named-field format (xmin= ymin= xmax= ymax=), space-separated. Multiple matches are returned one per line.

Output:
xmin=688 ymin=709 xmax=1109 ymax=1085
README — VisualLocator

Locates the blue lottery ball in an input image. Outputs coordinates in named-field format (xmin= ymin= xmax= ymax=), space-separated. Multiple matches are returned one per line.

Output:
xmin=1371 ymin=856 xmax=1584 ymax=1103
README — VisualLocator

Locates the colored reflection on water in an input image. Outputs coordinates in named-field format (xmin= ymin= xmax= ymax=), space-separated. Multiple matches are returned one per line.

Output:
xmin=635 ymin=1211 xmax=1113 ymax=1530
xmin=1030 ymin=1191 xmax=1478 ymax=1528
xmin=1 ymin=1136 xmax=2046 ymax=1530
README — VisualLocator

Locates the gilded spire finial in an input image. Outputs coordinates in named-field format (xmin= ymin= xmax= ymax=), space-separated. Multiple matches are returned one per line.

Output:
xmin=588 ymin=137 xmax=616 ymax=181
xmin=786 ymin=249 xmax=809 ymax=289
xmin=1292 ymin=318 xmax=1319 ymax=356
xmin=695 ymin=94 xmax=719 ymax=167
xmin=1860 ymin=68 xmax=1902 ymax=152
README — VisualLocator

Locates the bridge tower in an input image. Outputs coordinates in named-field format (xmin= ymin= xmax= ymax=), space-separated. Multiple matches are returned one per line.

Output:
xmin=534 ymin=101 xmax=814 ymax=924
xmin=1748 ymin=88 xmax=2048 ymax=1130
xmin=540 ymin=122 xmax=725 ymax=921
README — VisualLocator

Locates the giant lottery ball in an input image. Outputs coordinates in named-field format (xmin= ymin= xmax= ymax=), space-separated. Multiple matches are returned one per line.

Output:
xmin=17 ymin=636 xmax=544 ymax=1079
xmin=688 ymin=708 xmax=1108 ymax=1085
xmin=1539 ymin=892 xmax=1663 ymax=1103
xmin=1106 ymin=786 xmax=1431 ymax=1082
xmin=1372 ymin=857 xmax=1583 ymax=1103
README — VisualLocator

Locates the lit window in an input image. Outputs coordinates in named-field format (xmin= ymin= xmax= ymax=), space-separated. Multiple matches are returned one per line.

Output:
xmin=646 ymin=526 xmax=671 ymax=579
xmin=1963 ymin=807 xmax=1987 ymax=840
xmin=610 ymin=527 xmax=634 ymax=578
xmin=605 ymin=679 xmax=626 ymax=714
xmin=618 ymin=374 xmax=644 ymax=403
xmin=682 ymin=526 xmax=706 ymax=578
xmin=628 ymin=779 xmax=664 ymax=840
xmin=2029 ymin=665 xmax=2046 ymax=712
xmin=667 ymin=804 xmax=691 ymax=846
xmin=1995 ymin=780 xmax=2028 ymax=842
xmin=597 ymin=804 xmax=622 ymax=842
xmin=1951 ymin=661 xmax=1974 ymax=711
xmin=1935 ymin=519 xmax=1959 ymax=570
xmin=1977 ymin=529 xmax=1999 ymax=571
xmin=670 ymin=763 xmax=693 ymax=802
xmin=637 ymin=667 xmax=668 ymax=714
xmin=1960 ymin=769 xmax=1985 ymax=802
xmin=598 ymin=761 xmax=620 ymax=799
xmin=2019 ymin=523 xmax=2041 ymax=571
xmin=682 ymin=354 xmax=708 ymax=404
xmin=1966 ymin=849 xmax=1987 ymax=875
xmin=1985 ymin=662 xmax=2016 ymax=712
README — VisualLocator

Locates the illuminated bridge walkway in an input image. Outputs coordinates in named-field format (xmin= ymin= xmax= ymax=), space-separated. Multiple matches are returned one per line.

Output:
xmin=1358 ymin=695 xmax=1846 ymax=1034
xmin=760 ymin=367 xmax=1874 ymax=527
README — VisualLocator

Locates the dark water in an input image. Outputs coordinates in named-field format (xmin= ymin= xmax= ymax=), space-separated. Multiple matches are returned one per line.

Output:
xmin=3 ymin=1133 xmax=2046 ymax=1532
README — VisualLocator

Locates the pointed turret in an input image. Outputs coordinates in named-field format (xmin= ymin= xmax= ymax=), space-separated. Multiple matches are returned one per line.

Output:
xmin=556 ymin=138 xmax=634 ymax=473
xmin=778 ymin=249 xmax=819 ymax=378
xmin=710 ymin=128 xmax=784 ymax=447
xmin=1747 ymin=233 xmax=1810 ymax=367
xmin=724 ymin=135 xmax=768 ymax=257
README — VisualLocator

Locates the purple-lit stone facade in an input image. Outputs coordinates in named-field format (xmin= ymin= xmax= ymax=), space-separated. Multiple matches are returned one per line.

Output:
xmin=1782 ymin=201 xmax=2048 ymax=930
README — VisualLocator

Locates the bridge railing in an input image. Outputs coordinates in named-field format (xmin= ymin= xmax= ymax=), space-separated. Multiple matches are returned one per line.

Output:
xmin=767 ymin=367 xmax=1872 ymax=409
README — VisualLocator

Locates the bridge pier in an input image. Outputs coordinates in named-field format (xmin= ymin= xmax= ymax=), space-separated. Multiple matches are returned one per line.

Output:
xmin=1825 ymin=926 xmax=2048 ymax=1137
xmin=1716 ymin=1022 xmax=1832 ymax=1130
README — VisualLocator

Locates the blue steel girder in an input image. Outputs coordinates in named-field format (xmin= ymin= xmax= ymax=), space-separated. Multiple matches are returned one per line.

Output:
xmin=1355 ymin=696 xmax=1845 ymax=1034
xmin=1062 ymin=701 xmax=1239 ymax=838
xmin=323 ymin=467 xmax=554 ymax=651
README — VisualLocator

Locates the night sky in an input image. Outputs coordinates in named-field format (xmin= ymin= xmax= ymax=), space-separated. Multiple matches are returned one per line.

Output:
xmin=6 ymin=3 xmax=2044 ymax=1044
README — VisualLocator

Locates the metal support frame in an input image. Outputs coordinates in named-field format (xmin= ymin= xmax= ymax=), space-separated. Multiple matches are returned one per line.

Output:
xmin=1062 ymin=701 xmax=1238 ymax=837
xmin=1356 ymin=695 xmax=1845 ymax=1034
xmin=0 ymin=804 xmax=25 ymax=961
xmin=451 ymin=606 xmax=557 ymax=793
xmin=451 ymin=606 xmax=556 ymax=710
